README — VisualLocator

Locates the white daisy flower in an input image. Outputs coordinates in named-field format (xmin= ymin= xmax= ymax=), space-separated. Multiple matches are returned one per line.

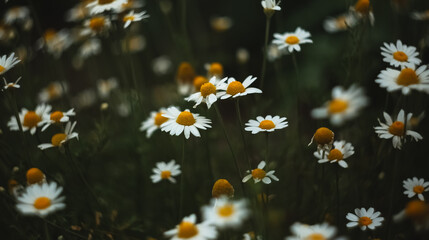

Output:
xmin=26 ymin=168 xmax=46 ymax=185
xmin=3 ymin=77 xmax=21 ymax=90
xmin=150 ymin=160 xmax=181 ymax=184
xmin=86 ymin=0 xmax=127 ymax=15
xmin=311 ymin=85 xmax=369 ymax=126
xmin=65 ymin=2 xmax=90 ymax=22
xmin=37 ymin=29 xmax=73 ymax=59
xmin=323 ymin=12 xmax=358 ymax=33
xmin=123 ymin=10 xmax=149 ymax=29
xmin=0 ymin=52 xmax=20 ymax=75
xmin=308 ymin=127 xmax=335 ymax=153
xmin=261 ymin=0 xmax=281 ymax=12
xmin=242 ymin=161 xmax=279 ymax=184
xmin=380 ymin=40 xmax=421 ymax=68
xmin=205 ymin=62 xmax=224 ymax=79
xmin=217 ymin=76 xmax=262 ymax=99
xmin=286 ymin=222 xmax=337 ymax=240
xmin=346 ymin=207 xmax=384 ymax=231
xmin=244 ymin=115 xmax=288 ymax=134
xmin=40 ymin=108 xmax=76 ymax=131
xmin=81 ymin=16 xmax=112 ymax=36
xmin=314 ymin=140 xmax=354 ymax=168
xmin=164 ymin=214 xmax=217 ymax=240
xmin=393 ymin=200 xmax=429 ymax=231
xmin=272 ymin=27 xmax=313 ymax=53
xmin=411 ymin=10 xmax=429 ymax=21
xmin=38 ymin=82 xmax=67 ymax=103
xmin=97 ymin=77 xmax=118 ymax=99
xmin=7 ymin=104 xmax=52 ymax=135
xmin=374 ymin=109 xmax=423 ymax=150
xmin=16 ymin=181 xmax=65 ymax=217
xmin=243 ymin=232 xmax=262 ymax=240
xmin=376 ymin=65 xmax=429 ymax=95
xmin=4 ymin=6 xmax=30 ymax=25
xmin=202 ymin=196 xmax=249 ymax=229
xmin=267 ymin=43 xmax=289 ymax=61
xmin=140 ymin=108 xmax=169 ymax=138
xmin=160 ymin=107 xmax=212 ymax=139
xmin=350 ymin=0 xmax=375 ymax=26
xmin=185 ymin=77 xmax=226 ymax=109
xmin=78 ymin=38 xmax=102 ymax=59
xmin=38 ymin=121 xmax=79 ymax=150
xmin=403 ymin=177 xmax=429 ymax=201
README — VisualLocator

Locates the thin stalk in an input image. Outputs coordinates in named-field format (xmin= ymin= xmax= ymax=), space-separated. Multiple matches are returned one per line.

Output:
xmin=43 ymin=219 xmax=86 ymax=240
xmin=44 ymin=220 xmax=51 ymax=240
xmin=179 ymin=137 xmax=186 ymax=219
xmin=335 ymin=166 xmax=340 ymax=226
xmin=265 ymin=132 xmax=269 ymax=163
xmin=235 ymin=100 xmax=251 ymax=168
xmin=291 ymin=52 xmax=300 ymax=77
xmin=260 ymin=16 xmax=272 ymax=90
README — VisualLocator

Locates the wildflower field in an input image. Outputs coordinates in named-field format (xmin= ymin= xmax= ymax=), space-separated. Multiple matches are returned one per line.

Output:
xmin=1 ymin=0 xmax=429 ymax=239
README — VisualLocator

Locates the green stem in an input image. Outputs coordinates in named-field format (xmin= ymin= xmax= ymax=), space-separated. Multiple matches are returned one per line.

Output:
xmin=179 ymin=137 xmax=186 ymax=219
xmin=235 ymin=99 xmax=252 ymax=168
xmin=260 ymin=16 xmax=272 ymax=90
xmin=335 ymin=166 xmax=340 ymax=226
xmin=43 ymin=220 xmax=51 ymax=240
xmin=265 ymin=132 xmax=269 ymax=163
xmin=43 ymin=219 xmax=86 ymax=240
xmin=291 ymin=52 xmax=299 ymax=77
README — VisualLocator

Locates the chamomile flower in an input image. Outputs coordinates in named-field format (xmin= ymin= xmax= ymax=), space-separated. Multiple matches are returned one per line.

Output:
xmin=38 ymin=82 xmax=67 ymax=103
xmin=346 ymin=207 xmax=384 ymax=231
xmin=38 ymin=121 xmax=79 ymax=150
xmin=374 ymin=109 xmax=423 ymax=149
xmin=82 ymin=16 xmax=112 ymax=36
xmin=0 ymin=52 xmax=20 ymax=75
xmin=286 ymin=222 xmax=338 ymax=240
xmin=323 ymin=12 xmax=358 ymax=33
xmin=86 ymin=0 xmax=127 ymax=15
xmin=411 ymin=10 xmax=429 ymax=21
xmin=261 ymin=0 xmax=281 ymax=16
xmin=403 ymin=177 xmax=429 ymax=201
xmin=26 ymin=168 xmax=46 ymax=185
xmin=16 ymin=181 xmax=65 ymax=217
xmin=185 ymin=77 xmax=226 ymax=109
xmin=217 ymin=76 xmax=262 ymax=99
xmin=123 ymin=10 xmax=149 ymax=29
xmin=376 ymin=65 xmax=429 ymax=95
xmin=394 ymin=200 xmax=429 ymax=231
xmin=242 ymin=161 xmax=279 ymax=184
xmin=308 ymin=127 xmax=334 ymax=152
xmin=160 ymin=107 xmax=212 ymax=139
xmin=314 ymin=140 xmax=354 ymax=168
xmin=97 ymin=77 xmax=118 ymax=99
xmin=205 ymin=62 xmax=224 ymax=79
xmin=37 ymin=29 xmax=73 ymax=59
xmin=150 ymin=160 xmax=181 ymax=183
xmin=350 ymin=0 xmax=375 ymax=25
xmin=272 ymin=27 xmax=313 ymax=53
xmin=140 ymin=108 xmax=169 ymax=138
xmin=7 ymin=104 xmax=52 ymax=135
xmin=244 ymin=115 xmax=288 ymax=134
xmin=164 ymin=214 xmax=217 ymax=240
xmin=311 ymin=85 xmax=369 ymax=126
xmin=202 ymin=197 xmax=250 ymax=229
xmin=212 ymin=179 xmax=234 ymax=198
xmin=176 ymin=62 xmax=196 ymax=96
xmin=40 ymin=108 xmax=76 ymax=131
xmin=380 ymin=40 xmax=421 ymax=68
xmin=3 ymin=77 xmax=21 ymax=89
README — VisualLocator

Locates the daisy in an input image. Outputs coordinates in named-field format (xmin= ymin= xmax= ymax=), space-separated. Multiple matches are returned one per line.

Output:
xmin=286 ymin=222 xmax=337 ymax=240
xmin=201 ymin=197 xmax=250 ymax=229
xmin=374 ymin=109 xmax=423 ymax=149
xmin=403 ymin=177 xmax=429 ymax=201
xmin=346 ymin=207 xmax=384 ymax=231
xmin=185 ymin=76 xmax=226 ymax=109
xmin=38 ymin=121 xmax=79 ymax=150
xmin=243 ymin=232 xmax=262 ymax=240
xmin=176 ymin=62 xmax=196 ymax=96
xmin=242 ymin=161 xmax=279 ymax=184
xmin=261 ymin=0 xmax=281 ymax=14
xmin=7 ymin=104 xmax=52 ymax=135
xmin=380 ymin=40 xmax=421 ymax=68
xmin=411 ymin=10 xmax=429 ymax=21
xmin=164 ymin=214 xmax=217 ymax=240
xmin=3 ymin=77 xmax=21 ymax=90
xmin=150 ymin=160 xmax=181 ymax=183
xmin=0 ymin=52 xmax=20 ymax=75
xmin=308 ymin=127 xmax=335 ymax=152
xmin=311 ymin=85 xmax=369 ymax=126
xmin=40 ymin=108 xmax=76 ymax=131
xmin=212 ymin=179 xmax=234 ymax=198
xmin=81 ymin=16 xmax=112 ymax=36
xmin=244 ymin=115 xmax=288 ymax=134
xmin=217 ymin=76 xmax=262 ymax=99
xmin=272 ymin=27 xmax=313 ymax=53
xmin=394 ymin=200 xmax=429 ymax=231
xmin=38 ymin=82 xmax=67 ymax=103
xmin=323 ymin=12 xmax=358 ymax=33
xmin=205 ymin=62 xmax=224 ymax=79
xmin=123 ymin=10 xmax=149 ymax=29
xmin=350 ymin=0 xmax=375 ymax=25
xmin=314 ymin=140 xmax=354 ymax=168
xmin=3 ymin=6 xmax=30 ymax=25
xmin=37 ymin=29 xmax=73 ymax=59
xmin=160 ymin=107 xmax=212 ymax=139
xmin=375 ymin=65 xmax=429 ymax=95
xmin=86 ymin=0 xmax=127 ymax=15
xmin=78 ymin=38 xmax=102 ymax=60
xmin=140 ymin=108 xmax=169 ymax=138
xmin=16 ymin=181 xmax=65 ymax=217
xmin=26 ymin=168 xmax=46 ymax=185
xmin=97 ymin=77 xmax=118 ymax=99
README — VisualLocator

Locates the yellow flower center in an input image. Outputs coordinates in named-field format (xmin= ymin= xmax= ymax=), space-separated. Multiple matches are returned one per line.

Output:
xmin=200 ymin=82 xmax=216 ymax=97
xmin=193 ymin=76 xmax=209 ymax=91
xmin=358 ymin=216 xmax=372 ymax=226
xmin=413 ymin=185 xmax=425 ymax=194
xmin=26 ymin=168 xmax=45 ymax=184
xmin=177 ymin=221 xmax=199 ymax=239
xmin=23 ymin=111 xmax=42 ymax=128
xmin=50 ymin=111 xmax=64 ymax=123
xmin=218 ymin=204 xmax=234 ymax=217
xmin=396 ymin=68 xmax=419 ymax=86
xmin=161 ymin=170 xmax=171 ymax=179
xmin=177 ymin=62 xmax=196 ymax=83
xmin=43 ymin=29 xmax=56 ymax=41
xmin=393 ymin=51 xmax=408 ymax=62
xmin=51 ymin=133 xmax=67 ymax=147
xmin=285 ymin=36 xmax=300 ymax=45
xmin=48 ymin=83 xmax=61 ymax=99
xmin=313 ymin=127 xmax=334 ymax=145
xmin=305 ymin=233 xmax=326 ymax=240
xmin=34 ymin=196 xmax=51 ymax=210
xmin=251 ymin=168 xmax=266 ymax=180
xmin=98 ymin=0 xmax=114 ymax=5
xmin=259 ymin=120 xmax=275 ymax=130
xmin=0 ymin=65 xmax=5 ymax=73
xmin=354 ymin=0 xmax=370 ymax=14
xmin=89 ymin=17 xmax=106 ymax=32
xmin=328 ymin=99 xmax=348 ymax=114
xmin=226 ymin=81 xmax=245 ymax=96
xmin=209 ymin=62 xmax=223 ymax=76
xmin=154 ymin=112 xmax=168 ymax=126
xmin=335 ymin=16 xmax=347 ymax=29
xmin=176 ymin=111 xmax=196 ymax=126
xmin=388 ymin=121 xmax=404 ymax=136
xmin=212 ymin=179 xmax=234 ymax=198
xmin=327 ymin=149 xmax=343 ymax=161
xmin=405 ymin=200 xmax=429 ymax=220
xmin=123 ymin=15 xmax=135 ymax=22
